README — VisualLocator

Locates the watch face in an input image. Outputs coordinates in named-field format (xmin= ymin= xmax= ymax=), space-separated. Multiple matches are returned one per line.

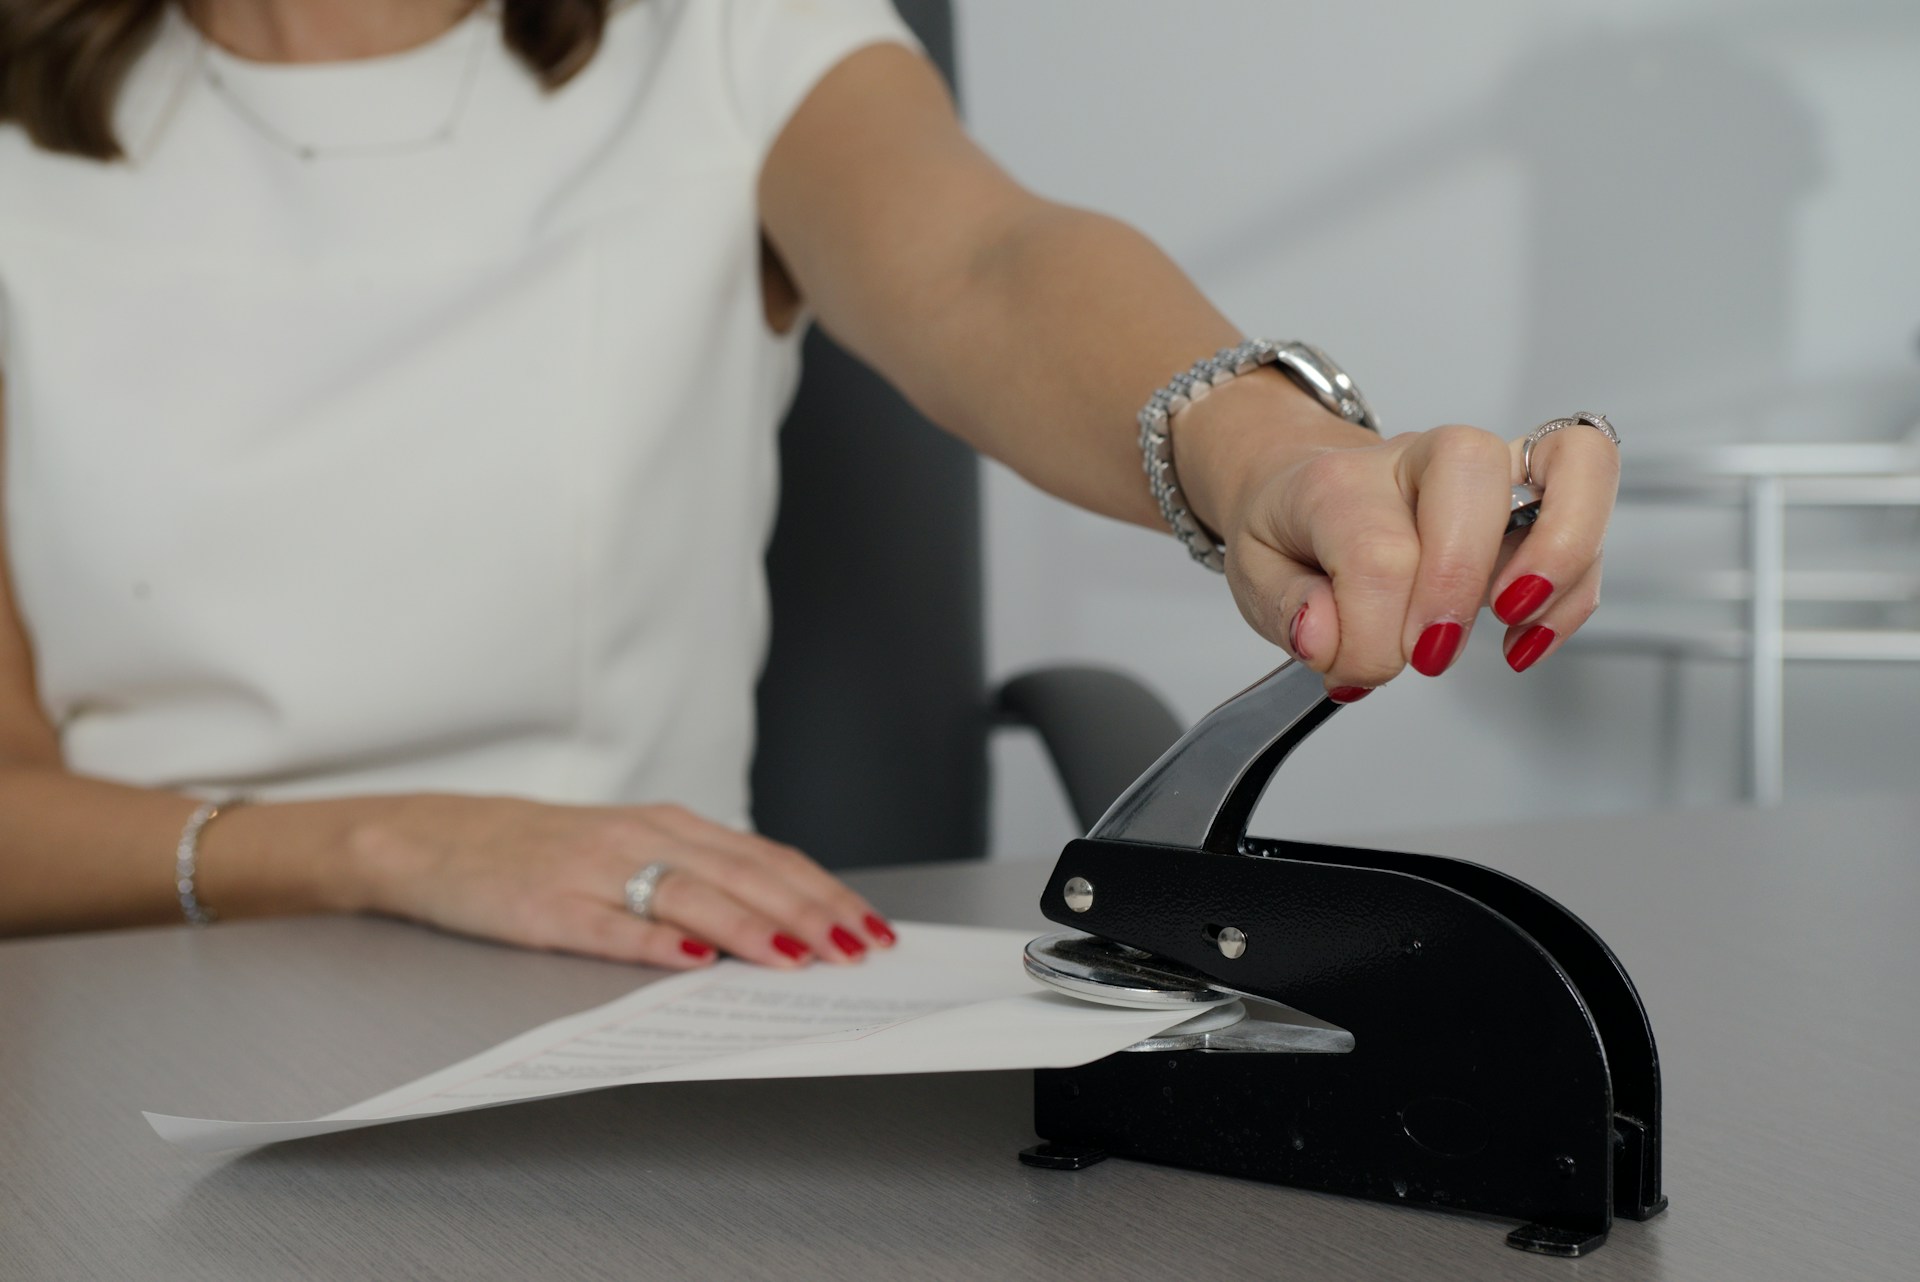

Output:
xmin=1271 ymin=342 xmax=1380 ymax=432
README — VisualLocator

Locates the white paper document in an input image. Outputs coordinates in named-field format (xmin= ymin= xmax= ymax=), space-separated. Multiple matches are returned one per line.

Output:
xmin=147 ymin=922 xmax=1185 ymax=1152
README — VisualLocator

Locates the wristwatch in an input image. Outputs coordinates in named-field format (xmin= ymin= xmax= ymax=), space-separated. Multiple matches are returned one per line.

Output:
xmin=1139 ymin=339 xmax=1379 ymax=572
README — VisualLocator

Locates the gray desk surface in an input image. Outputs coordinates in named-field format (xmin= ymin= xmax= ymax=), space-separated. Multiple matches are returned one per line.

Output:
xmin=3 ymin=796 xmax=1917 ymax=1281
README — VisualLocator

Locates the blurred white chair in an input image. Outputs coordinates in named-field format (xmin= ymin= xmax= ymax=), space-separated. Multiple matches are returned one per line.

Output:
xmin=1571 ymin=430 xmax=1920 ymax=804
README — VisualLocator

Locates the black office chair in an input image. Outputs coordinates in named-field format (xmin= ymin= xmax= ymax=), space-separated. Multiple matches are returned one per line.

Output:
xmin=750 ymin=0 xmax=1184 ymax=869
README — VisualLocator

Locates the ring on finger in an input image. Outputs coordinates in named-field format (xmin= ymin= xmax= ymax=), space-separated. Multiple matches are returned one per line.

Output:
xmin=623 ymin=861 xmax=673 ymax=920
xmin=1522 ymin=411 xmax=1620 ymax=489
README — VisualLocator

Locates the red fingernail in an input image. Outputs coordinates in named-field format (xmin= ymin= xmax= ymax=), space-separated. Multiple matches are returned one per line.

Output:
xmin=679 ymin=939 xmax=714 ymax=960
xmin=863 ymin=913 xmax=897 ymax=945
xmin=1412 ymin=621 xmax=1465 ymax=677
xmin=1289 ymin=603 xmax=1312 ymax=662
xmin=772 ymin=933 xmax=810 ymax=961
xmin=1507 ymin=625 xmax=1556 ymax=673
xmin=1328 ymin=686 xmax=1372 ymax=704
xmin=1494 ymin=574 xmax=1554 ymax=625
xmin=830 ymin=925 xmax=867 ymax=958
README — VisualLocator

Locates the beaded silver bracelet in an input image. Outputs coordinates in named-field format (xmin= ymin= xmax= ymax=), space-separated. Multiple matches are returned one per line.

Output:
xmin=1139 ymin=339 xmax=1380 ymax=572
xmin=175 ymin=798 xmax=248 ymax=927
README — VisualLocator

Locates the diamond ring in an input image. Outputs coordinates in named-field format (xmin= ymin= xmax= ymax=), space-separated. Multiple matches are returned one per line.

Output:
xmin=623 ymin=862 xmax=673 ymax=919
xmin=1522 ymin=412 xmax=1619 ymax=490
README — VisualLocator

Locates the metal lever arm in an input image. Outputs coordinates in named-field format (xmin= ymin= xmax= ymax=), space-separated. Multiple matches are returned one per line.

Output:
xmin=1089 ymin=659 xmax=1330 ymax=853
xmin=1090 ymin=484 xmax=1542 ymax=854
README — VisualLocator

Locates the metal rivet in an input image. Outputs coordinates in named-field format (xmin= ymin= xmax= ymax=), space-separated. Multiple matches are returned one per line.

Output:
xmin=1063 ymin=877 xmax=1094 ymax=913
xmin=1217 ymin=926 xmax=1247 ymax=959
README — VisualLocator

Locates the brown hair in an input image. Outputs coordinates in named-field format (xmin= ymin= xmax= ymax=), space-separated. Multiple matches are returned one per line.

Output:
xmin=0 ymin=0 xmax=612 ymax=160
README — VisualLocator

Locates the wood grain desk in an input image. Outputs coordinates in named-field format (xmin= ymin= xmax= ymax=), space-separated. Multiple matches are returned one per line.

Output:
xmin=3 ymin=796 xmax=1916 ymax=1280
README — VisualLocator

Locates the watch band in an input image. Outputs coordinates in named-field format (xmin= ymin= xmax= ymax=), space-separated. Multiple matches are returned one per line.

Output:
xmin=1139 ymin=339 xmax=1380 ymax=572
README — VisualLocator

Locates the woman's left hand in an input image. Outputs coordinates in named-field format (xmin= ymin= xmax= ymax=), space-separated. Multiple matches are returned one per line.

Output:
xmin=1180 ymin=381 xmax=1621 ymax=695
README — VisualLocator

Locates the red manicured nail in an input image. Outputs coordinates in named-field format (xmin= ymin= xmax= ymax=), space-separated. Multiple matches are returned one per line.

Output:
xmin=1328 ymin=686 xmax=1372 ymax=704
xmin=1289 ymin=603 xmax=1312 ymax=662
xmin=772 ymin=933 xmax=810 ymax=961
xmin=679 ymin=939 xmax=714 ymax=960
xmin=1412 ymin=621 xmax=1465 ymax=677
xmin=1507 ymin=625 xmax=1556 ymax=673
xmin=1495 ymin=574 xmax=1554 ymax=625
xmin=829 ymin=925 xmax=867 ymax=958
xmin=863 ymin=913 xmax=897 ymax=945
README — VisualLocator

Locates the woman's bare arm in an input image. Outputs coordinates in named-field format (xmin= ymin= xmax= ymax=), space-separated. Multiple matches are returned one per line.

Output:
xmin=757 ymin=46 xmax=1307 ymax=531
xmin=0 ymin=383 xmax=896 ymax=959
xmin=0 ymin=381 xmax=355 ymax=934
xmin=760 ymin=45 xmax=1618 ymax=694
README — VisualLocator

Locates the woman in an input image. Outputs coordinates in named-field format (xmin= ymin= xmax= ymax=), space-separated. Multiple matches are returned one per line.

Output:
xmin=0 ymin=0 xmax=1619 ymax=965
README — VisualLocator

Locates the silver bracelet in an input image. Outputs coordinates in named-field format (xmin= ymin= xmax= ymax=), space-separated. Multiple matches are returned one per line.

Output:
xmin=175 ymin=798 xmax=248 ymax=927
xmin=1139 ymin=339 xmax=1380 ymax=572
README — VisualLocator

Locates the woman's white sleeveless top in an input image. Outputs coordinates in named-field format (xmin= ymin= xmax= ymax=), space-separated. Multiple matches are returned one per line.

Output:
xmin=0 ymin=0 xmax=915 ymax=826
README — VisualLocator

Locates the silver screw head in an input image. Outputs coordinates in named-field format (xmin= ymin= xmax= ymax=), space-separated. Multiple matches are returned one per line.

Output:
xmin=1217 ymin=927 xmax=1247 ymax=959
xmin=1063 ymin=877 xmax=1095 ymax=913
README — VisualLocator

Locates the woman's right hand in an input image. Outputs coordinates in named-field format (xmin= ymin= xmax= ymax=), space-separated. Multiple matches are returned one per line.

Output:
xmin=338 ymin=794 xmax=897 ymax=970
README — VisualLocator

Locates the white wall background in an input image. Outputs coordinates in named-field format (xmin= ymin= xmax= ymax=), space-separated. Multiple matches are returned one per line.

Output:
xmin=953 ymin=1 xmax=1920 ymax=858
